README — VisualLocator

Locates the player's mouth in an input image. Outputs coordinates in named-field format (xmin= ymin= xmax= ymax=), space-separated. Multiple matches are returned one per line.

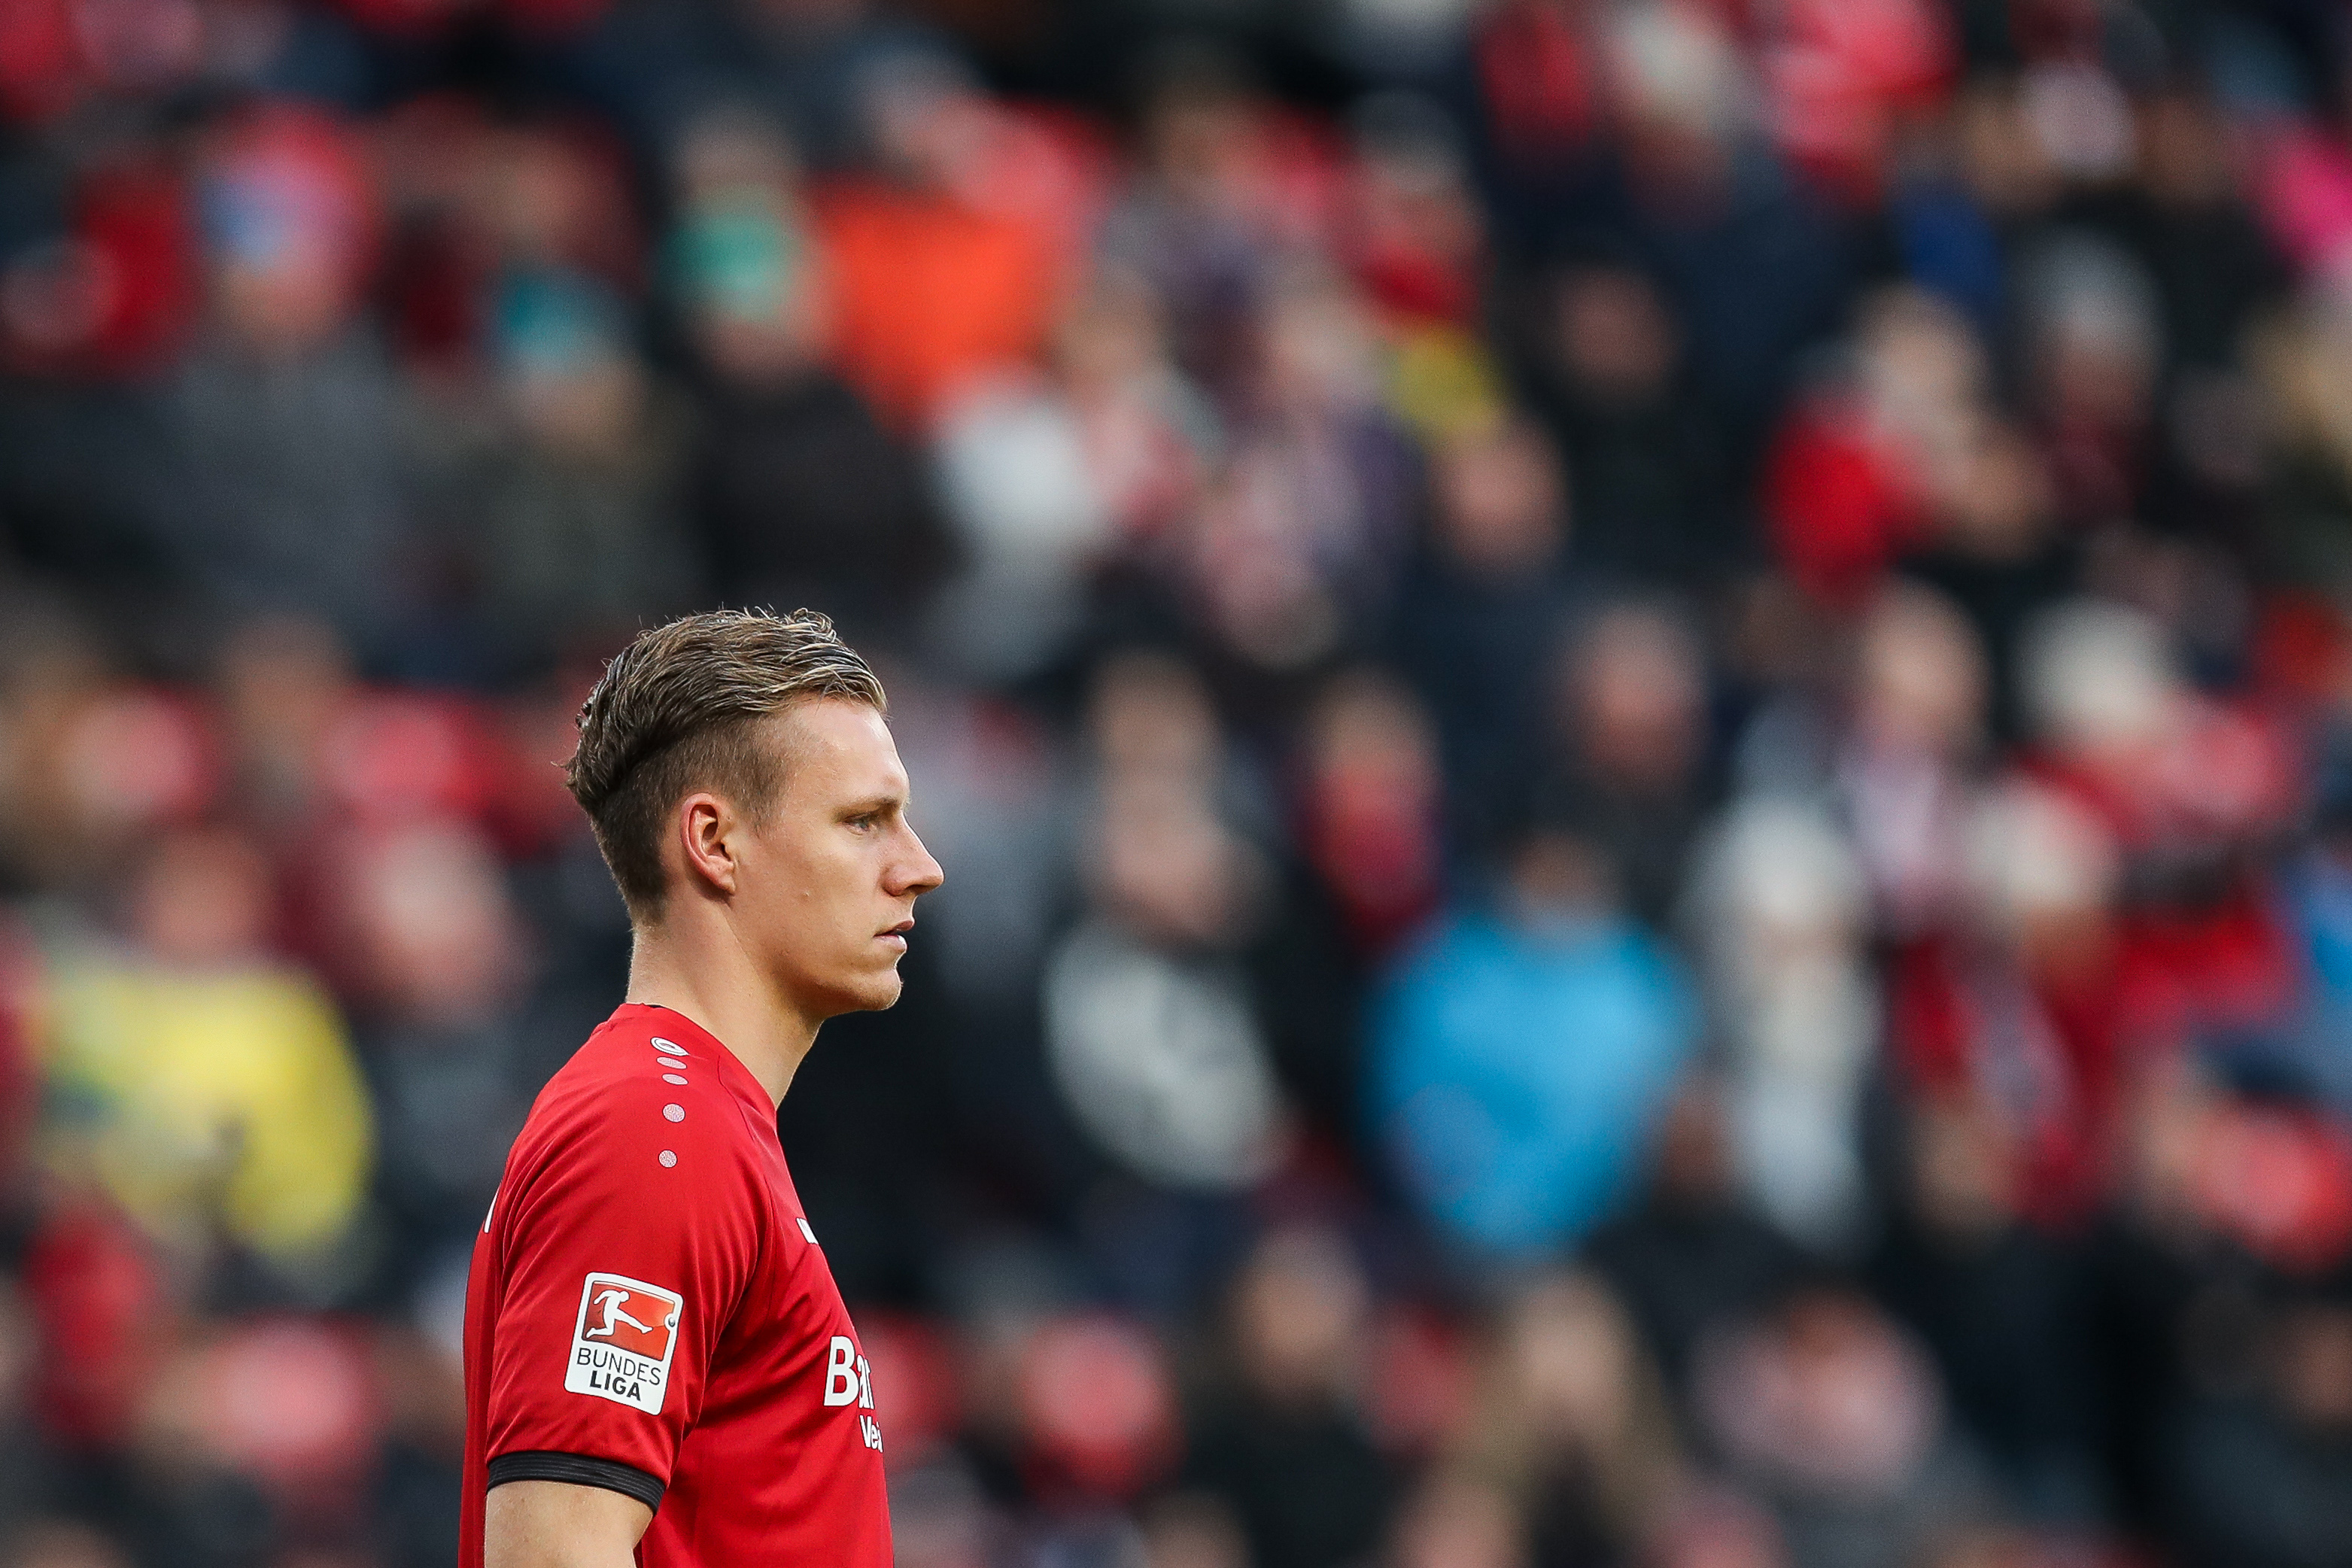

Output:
xmin=878 ymin=918 xmax=913 ymax=953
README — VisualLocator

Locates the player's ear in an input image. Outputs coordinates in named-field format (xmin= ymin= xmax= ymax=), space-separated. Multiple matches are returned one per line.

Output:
xmin=676 ymin=791 xmax=740 ymax=899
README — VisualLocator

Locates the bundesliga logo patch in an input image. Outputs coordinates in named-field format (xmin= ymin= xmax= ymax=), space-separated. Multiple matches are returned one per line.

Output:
xmin=566 ymin=1272 xmax=682 ymax=1415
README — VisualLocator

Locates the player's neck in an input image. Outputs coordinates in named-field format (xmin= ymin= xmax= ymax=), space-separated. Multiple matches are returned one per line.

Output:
xmin=621 ymin=921 xmax=819 ymax=1111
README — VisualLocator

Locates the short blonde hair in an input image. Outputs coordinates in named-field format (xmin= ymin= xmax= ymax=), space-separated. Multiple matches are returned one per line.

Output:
xmin=564 ymin=609 xmax=884 ymax=919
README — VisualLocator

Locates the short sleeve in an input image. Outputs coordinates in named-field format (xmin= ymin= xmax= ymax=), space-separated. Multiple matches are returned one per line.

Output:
xmin=483 ymin=1081 xmax=764 ymax=1495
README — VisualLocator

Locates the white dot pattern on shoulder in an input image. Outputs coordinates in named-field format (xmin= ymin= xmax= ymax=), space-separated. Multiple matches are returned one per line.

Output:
xmin=657 ymin=1057 xmax=686 ymax=1069
xmin=659 ymin=1150 xmax=677 ymax=1168
xmin=652 ymin=1038 xmax=677 ymax=1052
xmin=664 ymin=1104 xmax=685 ymax=1122
xmin=664 ymin=1074 xmax=688 ymax=1085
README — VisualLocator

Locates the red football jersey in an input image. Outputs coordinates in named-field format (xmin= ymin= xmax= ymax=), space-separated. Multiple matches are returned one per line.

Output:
xmin=460 ymin=1003 xmax=891 ymax=1566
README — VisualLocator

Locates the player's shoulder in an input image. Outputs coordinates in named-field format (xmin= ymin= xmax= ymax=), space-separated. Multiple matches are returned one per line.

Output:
xmin=489 ymin=1010 xmax=772 ymax=1266
xmin=514 ymin=1007 xmax=768 ymax=1175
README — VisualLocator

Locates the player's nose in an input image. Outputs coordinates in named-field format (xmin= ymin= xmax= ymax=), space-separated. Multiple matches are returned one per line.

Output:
xmin=892 ymin=825 xmax=944 ymax=897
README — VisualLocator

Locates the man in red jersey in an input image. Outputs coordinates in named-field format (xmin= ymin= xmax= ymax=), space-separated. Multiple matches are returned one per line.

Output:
xmin=462 ymin=608 xmax=943 ymax=1568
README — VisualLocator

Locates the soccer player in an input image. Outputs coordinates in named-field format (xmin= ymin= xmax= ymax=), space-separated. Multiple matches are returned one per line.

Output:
xmin=461 ymin=609 xmax=944 ymax=1568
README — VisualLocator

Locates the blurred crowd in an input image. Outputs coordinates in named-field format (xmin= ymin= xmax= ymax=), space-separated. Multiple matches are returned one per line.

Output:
xmin=8 ymin=1 xmax=2352 ymax=1566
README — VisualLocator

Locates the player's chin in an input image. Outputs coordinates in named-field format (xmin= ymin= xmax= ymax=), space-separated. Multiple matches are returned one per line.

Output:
xmin=840 ymin=965 xmax=906 ymax=1013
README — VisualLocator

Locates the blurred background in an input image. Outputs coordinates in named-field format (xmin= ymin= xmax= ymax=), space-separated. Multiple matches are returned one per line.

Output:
xmin=5 ymin=0 xmax=2352 ymax=1565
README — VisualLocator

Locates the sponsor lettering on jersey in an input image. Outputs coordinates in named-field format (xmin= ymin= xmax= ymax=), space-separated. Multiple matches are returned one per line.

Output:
xmin=822 ymin=1333 xmax=880 ymax=1448
xmin=565 ymin=1272 xmax=682 ymax=1415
